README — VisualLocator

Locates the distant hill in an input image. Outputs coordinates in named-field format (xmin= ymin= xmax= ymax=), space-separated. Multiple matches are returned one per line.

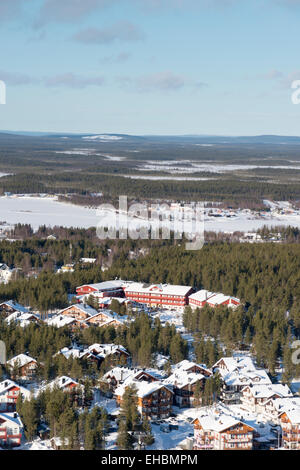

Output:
xmin=1 ymin=130 xmax=300 ymax=147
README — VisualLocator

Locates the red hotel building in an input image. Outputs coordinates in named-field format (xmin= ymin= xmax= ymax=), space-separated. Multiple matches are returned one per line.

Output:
xmin=124 ymin=283 xmax=194 ymax=310
xmin=76 ymin=280 xmax=127 ymax=298
xmin=189 ymin=290 xmax=241 ymax=309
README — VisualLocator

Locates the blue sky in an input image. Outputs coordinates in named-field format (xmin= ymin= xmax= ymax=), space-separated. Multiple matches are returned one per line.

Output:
xmin=1 ymin=0 xmax=300 ymax=135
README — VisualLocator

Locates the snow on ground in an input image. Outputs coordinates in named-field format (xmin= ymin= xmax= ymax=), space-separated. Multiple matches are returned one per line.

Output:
xmin=16 ymin=439 xmax=53 ymax=451
xmin=105 ymin=431 xmax=118 ymax=450
xmin=91 ymin=388 xmax=119 ymax=415
xmin=152 ymin=308 xmax=184 ymax=330
xmin=291 ymin=378 xmax=300 ymax=395
xmin=55 ymin=149 xmax=97 ymax=156
xmin=149 ymin=418 xmax=193 ymax=450
xmin=101 ymin=154 xmax=126 ymax=161
xmin=3 ymin=195 xmax=300 ymax=233
xmin=123 ymin=175 xmax=214 ymax=181
xmin=82 ymin=135 xmax=123 ymax=141
xmin=140 ymin=161 xmax=300 ymax=175
xmin=0 ymin=195 xmax=99 ymax=230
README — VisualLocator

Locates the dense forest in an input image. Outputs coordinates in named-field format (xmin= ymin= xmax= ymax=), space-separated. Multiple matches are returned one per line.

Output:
xmin=2 ymin=172 xmax=300 ymax=206
xmin=1 ymin=238 xmax=300 ymax=380
xmin=2 ymin=133 xmax=300 ymax=207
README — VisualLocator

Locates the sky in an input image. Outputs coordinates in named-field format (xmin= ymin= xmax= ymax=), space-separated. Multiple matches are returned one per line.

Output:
xmin=1 ymin=0 xmax=300 ymax=135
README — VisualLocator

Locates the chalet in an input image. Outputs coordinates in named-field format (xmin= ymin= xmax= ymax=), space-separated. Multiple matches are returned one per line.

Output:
xmin=188 ymin=290 xmax=241 ymax=309
xmin=172 ymin=360 xmax=212 ymax=377
xmin=86 ymin=344 xmax=130 ymax=364
xmin=124 ymin=283 xmax=193 ymax=311
xmin=5 ymin=311 xmax=40 ymax=328
xmin=0 ymin=380 xmax=31 ymax=412
xmin=115 ymin=379 xmax=173 ymax=420
xmin=213 ymin=356 xmax=258 ymax=375
xmin=193 ymin=411 xmax=254 ymax=450
xmin=76 ymin=280 xmax=127 ymax=298
xmin=7 ymin=354 xmax=38 ymax=380
xmin=57 ymin=344 xmax=130 ymax=368
xmin=164 ymin=371 xmax=206 ymax=407
xmin=0 ymin=300 xmax=29 ymax=318
xmin=38 ymin=376 xmax=84 ymax=399
xmin=0 ymin=264 xmax=15 ymax=284
xmin=280 ymin=408 xmax=300 ymax=450
xmin=50 ymin=436 xmax=69 ymax=450
xmin=101 ymin=367 xmax=166 ymax=391
xmin=262 ymin=397 xmax=300 ymax=424
xmin=101 ymin=367 xmax=135 ymax=390
xmin=240 ymin=384 xmax=293 ymax=414
xmin=133 ymin=369 xmax=166 ymax=383
xmin=0 ymin=412 xmax=24 ymax=448
xmin=46 ymin=314 xmax=79 ymax=329
xmin=57 ymin=303 xmax=98 ymax=321
xmin=212 ymin=356 xmax=272 ymax=404
xmin=85 ymin=310 xmax=126 ymax=329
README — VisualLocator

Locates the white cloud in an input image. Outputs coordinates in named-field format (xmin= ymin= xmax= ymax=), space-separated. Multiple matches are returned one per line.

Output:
xmin=44 ymin=73 xmax=105 ymax=89
xmin=73 ymin=22 xmax=145 ymax=45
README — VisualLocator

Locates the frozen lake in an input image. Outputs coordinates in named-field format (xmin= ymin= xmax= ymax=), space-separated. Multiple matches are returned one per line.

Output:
xmin=0 ymin=196 xmax=99 ymax=230
xmin=2 ymin=196 xmax=300 ymax=233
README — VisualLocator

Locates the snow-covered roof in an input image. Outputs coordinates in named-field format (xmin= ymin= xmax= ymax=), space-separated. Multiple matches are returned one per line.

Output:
xmin=46 ymin=315 xmax=77 ymax=328
xmin=115 ymin=379 xmax=173 ymax=399
xmin=0 ymin=412 xmax=23 ymax=428
xmin=5 ymin=311 xmax=39 ymax=327
xmin=270 ymin=397 xmax=300 ymax=413
xmin=0 ymin=379 xmax=31 ymax=398
xmin=207 ymin=293 xmax=231 ymax=305
xmin=172 ymin=360 xmax=211 ymax=375
xmin=58 ymin=343 xmax=129 ymax=361
xmin=244 ymin=384 xmax=292 ymax=399
xmin=0 ymin=300 xmax=29 ymax=314
xmin=194 ymin=412 xmax=252 ymax=433
xmin=38 ymin=376 xmax=83 ymax=394
xmin=188 ymin=290 xmax=215 ymax=302
xmin=86 ymin=310 xmax=127 ymax=325
xmin=133 ymin=368 xmax=168 ymax=381
xmin=7 ymin=353 xmax=37 ymax=368
xmin=281 ymin=408 xmax=300 ymax=424
xmin=102 ymin=367 xmax=134 ymax=383
xmin=58 ymin=303 xmax=98 ymax=317
xmin=164 ymin=370 xmax=205 ymax=389
xmin=87 ymin=343 xmax=128 ymax=357
xmin=220 ymin=368 xmax=271 ymax=387
xmin=77 ymin=280 xmax=126 ymax=291
xmin=213 ymin=356 xmax=257 ymax=373
xmin=125 ymin=282 xmax=192 ymax=296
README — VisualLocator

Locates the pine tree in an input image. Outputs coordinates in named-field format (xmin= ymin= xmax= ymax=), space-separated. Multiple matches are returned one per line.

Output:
xmin=116 ymin=419 xmax=134 ymax=450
